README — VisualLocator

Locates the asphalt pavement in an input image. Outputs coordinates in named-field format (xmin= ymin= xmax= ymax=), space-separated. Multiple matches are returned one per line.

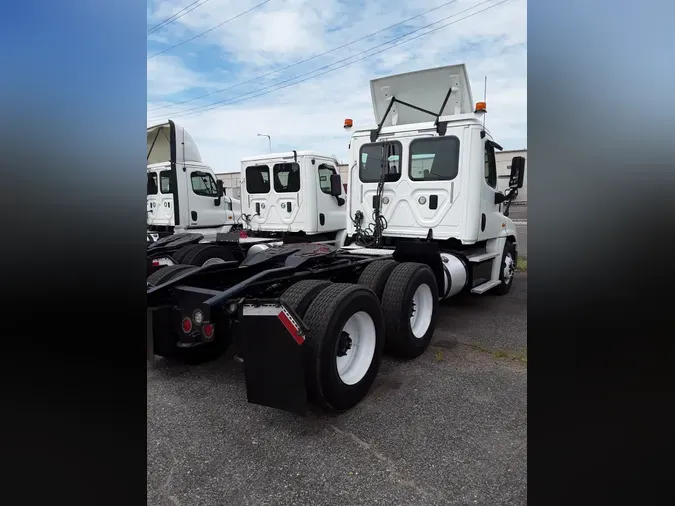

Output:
xmin=148 ymin=273 xmax=528 ymax=506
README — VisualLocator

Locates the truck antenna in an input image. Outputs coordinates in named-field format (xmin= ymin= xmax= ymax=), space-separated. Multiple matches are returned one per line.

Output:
xmin=482 ymin=75 xmax=487 ymax=131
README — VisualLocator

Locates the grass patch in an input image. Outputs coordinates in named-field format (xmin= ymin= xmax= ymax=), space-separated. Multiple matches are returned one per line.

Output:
xmin=516 ymin=257 xmax=527 ymax=272
xmin=470 ymin=343 xmax=527 ymax=364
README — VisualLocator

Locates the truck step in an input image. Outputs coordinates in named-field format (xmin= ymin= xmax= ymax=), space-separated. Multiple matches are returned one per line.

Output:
xmin=471 ymin=279 xmax=502 ymax=294
xmin=466 ymin=251 xmax=500 ymax=263
xmin=341 ymin=245 xmax=394 ymax=256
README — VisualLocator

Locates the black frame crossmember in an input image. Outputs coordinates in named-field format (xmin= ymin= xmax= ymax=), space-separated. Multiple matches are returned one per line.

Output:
xmin=370 ymin=84 xmax=455 ymax=142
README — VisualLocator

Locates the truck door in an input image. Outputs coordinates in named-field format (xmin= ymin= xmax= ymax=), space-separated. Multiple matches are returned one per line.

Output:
xmin=271 ymin=161 xmax=301 ymax=227
xmin=244 ymin=164 xmax=271 ymax=227
xmin=147 ymin=171 xmax=158 ymax=225
xmin=316 ymin=160 xmax=346 ymax=232
xmin=186 ymin=168 xmax=227 ymax=228
xmin=147 ymin=167 xmax=175 ymax=227
xmin=477 ymin=139 xmax=504 ymax=240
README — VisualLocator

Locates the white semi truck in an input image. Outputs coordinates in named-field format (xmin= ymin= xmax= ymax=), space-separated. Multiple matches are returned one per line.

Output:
xmin=146 ymin=120 xmax=241 ymax=243
xmin=147 ymin=64 xmax=525 ymax=415
xmin=343 ymin=63 xmax=521 ymax=296
xmin=239 ymin=150 xmax=348 ymax=245
xmin=147 ymin=123 xmax=350 ymax=271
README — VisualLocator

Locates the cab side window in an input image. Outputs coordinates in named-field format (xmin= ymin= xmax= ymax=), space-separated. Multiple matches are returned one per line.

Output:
xmin=318 ymin=164 xmax=337 ymax=194
xmin=484 ymin=141 xmax=497 ymax=189
xmin=191 ymin=171 xmax=218 ymax=197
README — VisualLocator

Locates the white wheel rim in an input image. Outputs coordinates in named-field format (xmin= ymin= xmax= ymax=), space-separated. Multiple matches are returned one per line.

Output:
xmin=336 ymin=311 xmax=376 ymax=385
xmin=410 ymin=283 xmax=434 ymax=338
xmin=503 ymin=253 xmax=515 ymax=284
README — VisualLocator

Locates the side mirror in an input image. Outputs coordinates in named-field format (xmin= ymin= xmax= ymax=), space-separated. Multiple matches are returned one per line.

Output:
xmin=214 ymin=179 xmax=224 ymax=205
xmin=494 ymin=192 xmax=506 ymax=205
xmin=330 ymin=173 xmax=342 ymax=197
xmin=509 ymin=156 xmax=526 ymax=189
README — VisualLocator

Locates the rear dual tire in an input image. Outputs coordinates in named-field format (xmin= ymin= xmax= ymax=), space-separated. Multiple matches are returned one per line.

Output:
xmin=359 ymin=260 xmax=439 ymax=359
xmin=303 ymin=283 xmax=385 ymax=412
xmin=282 ymin=280 xmax=385 ymax=412
xmin=147 ymin=264 xmax=198 ymax=287
xmin=174 ymin=244 xmax=236 ymax=266
xmin=280 ymin=262 xmax=439 ymax=412
xmin=381 ymin=263 xmax=439 ymax=359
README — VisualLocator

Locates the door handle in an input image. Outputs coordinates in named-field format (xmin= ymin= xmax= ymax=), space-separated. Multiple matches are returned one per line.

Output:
xmin=429 ymin=195 xmax=438 ymax=210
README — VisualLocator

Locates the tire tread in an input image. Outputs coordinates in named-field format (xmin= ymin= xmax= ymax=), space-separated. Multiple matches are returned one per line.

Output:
xmin=357 ymin=259 xmax=398 ymax=300
xmin=148 ymin=264 xmax=197 ymax=287
xmin=381 ymin=262 xmax=438 ymax=358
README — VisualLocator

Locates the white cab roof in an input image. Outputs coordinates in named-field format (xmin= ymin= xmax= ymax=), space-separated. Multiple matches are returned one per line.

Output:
xmin=147 ymin=120 xmax=202 ymax=165
xmin=370 ymin=64 xmax=474 ymax=127
xmin=241 ymin=150 xmax=334 ymax=163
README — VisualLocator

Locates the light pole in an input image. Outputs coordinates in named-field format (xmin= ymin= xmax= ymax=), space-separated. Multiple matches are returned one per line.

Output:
xmin=257 ymin=133 xmax=271 ymax=154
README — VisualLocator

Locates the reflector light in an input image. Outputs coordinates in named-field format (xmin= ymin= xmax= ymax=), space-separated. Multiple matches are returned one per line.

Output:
xmin=152 ymin=260 xmax=160 ymax=266
xmin=202 ymin=323 xmax=214 ymax=340
xmin=239 ymin=230 xmax=249 ymax=238
xmin=182 ymin=317 xmax=192 ymax=334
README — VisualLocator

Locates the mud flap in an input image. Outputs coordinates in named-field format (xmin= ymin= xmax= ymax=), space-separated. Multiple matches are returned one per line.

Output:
xmin=239 ymin=303 xmax=308 ymax=416
xmin=147 ymin=305 xmax=174 ymax=366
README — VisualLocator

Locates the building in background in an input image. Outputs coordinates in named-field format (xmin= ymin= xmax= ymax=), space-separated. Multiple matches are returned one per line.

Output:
xmin=495 ymin=148 xmax=527 ymax=203
xmin=338 ymin=163 xmax=349 ymax=189
xmin=215 ymin=172 xmax=241 ymax=199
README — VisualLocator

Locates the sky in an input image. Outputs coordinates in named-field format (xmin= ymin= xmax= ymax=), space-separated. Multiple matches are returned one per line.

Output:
xmin=147 ymin=0 xmax=526 ymax=174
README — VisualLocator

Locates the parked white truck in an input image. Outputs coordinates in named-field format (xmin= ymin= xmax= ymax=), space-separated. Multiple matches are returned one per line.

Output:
xmin=239 ymin=150 xmax=348 ymax=245
xmin=343 ymin=63 xmax=523 ymax=296
xmin=146 ymin=120 xmax=241 ymax=243
xmin=147 ymin=123 xmax=350 ymax=271
xmin=147 ymin=63 xmax=525 ymax=415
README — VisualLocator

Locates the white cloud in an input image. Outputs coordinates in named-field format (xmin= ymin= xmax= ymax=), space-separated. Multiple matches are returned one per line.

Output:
xmin=147 ymin=55 xmax=218 ymax=97
xmin=147 ymin=0 xmax=527 ymax=173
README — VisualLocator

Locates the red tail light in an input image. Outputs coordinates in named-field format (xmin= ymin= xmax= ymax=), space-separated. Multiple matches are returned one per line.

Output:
xmin=182 ymin=317 xmax=192 ymax=334
xmin=152 ymin=259 xmax=160 ymax=266
xmin=202 ymin=323 xmax=215 ymax=340
xmin=239 ymin=230 xmax=248 ymax=238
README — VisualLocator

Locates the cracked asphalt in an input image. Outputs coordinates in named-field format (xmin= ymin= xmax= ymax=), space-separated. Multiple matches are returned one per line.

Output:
xmin=148 ymin=273 xmax=527 ymax=505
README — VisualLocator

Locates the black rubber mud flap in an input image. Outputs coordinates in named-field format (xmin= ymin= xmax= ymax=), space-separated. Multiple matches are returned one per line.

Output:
xmin=239 ymin=302 xmax=309 ymax=416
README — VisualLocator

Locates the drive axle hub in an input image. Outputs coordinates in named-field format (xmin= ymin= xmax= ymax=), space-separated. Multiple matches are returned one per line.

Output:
xmin=337 ymin=331 xmax=352 ymax=357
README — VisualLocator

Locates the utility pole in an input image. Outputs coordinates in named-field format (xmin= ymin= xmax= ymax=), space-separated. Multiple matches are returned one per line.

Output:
xmin=257 ymin=133 xmax=271 ymax=153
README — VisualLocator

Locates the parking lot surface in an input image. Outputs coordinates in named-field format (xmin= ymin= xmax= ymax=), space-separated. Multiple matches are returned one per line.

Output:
xmin=148 ymin=273 xmax=527 ymax=506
